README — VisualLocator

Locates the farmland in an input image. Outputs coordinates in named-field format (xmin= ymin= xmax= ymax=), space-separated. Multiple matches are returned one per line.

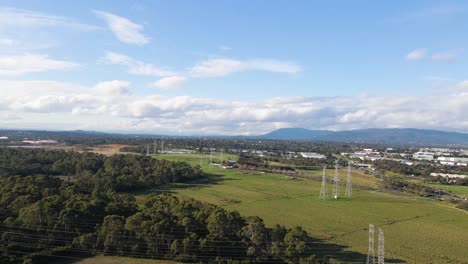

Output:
xmin=141 ymin=153 xmax=468 ymax=264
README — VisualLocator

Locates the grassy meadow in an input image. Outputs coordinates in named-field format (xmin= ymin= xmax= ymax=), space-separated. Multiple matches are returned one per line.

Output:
xmin=140 ymin=153 xmax=468 ymax=264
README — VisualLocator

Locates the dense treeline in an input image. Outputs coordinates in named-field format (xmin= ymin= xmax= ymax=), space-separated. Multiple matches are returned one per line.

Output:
xmin=372 ymin=160 xmax=433 ymax=177
xmin=0 ymin=175 xmax=329 ymax=264
xmin=0 ymin=148 xmax=202 ymax=192
xmin=380 ymin=176 xmax=435 ymax=197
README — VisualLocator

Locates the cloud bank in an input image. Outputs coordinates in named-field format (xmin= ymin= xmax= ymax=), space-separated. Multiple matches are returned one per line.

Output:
xmin=1 ymin=80 xmax=467 ymax=135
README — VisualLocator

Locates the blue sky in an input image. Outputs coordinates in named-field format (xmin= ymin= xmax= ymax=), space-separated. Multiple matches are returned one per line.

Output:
xmin=0 ymin=1 xmax=467 ymax=134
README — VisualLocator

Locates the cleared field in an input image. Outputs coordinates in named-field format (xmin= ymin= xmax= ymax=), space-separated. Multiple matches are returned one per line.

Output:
xmin=143 ymin=153 xmax=468 ymax=264
xmin=84 ymin=144 xmax=132 ymax=156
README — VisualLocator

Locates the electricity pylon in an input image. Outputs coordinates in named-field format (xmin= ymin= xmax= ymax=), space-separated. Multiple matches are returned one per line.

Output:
xmin=345 ymin=162 xmax=352 ymax=197
xmin=378 ymin=228 xmax=385 ymax=264
xmin=209 ymin=150 xmax=213 ymax=169
xmin=319 ymin=166 xmax=328 ymax=200
xmin=332 ymin=160 xmax=340 ymax=199
xmin=153 ymin=140 xmax=157 ymax=154
xmin=146 ymin=145 xmax=150 ymax=156
xmin=367 ymin=224 xmax=375 ymax=264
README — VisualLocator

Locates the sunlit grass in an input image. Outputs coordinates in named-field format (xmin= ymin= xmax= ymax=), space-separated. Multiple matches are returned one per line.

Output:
xmin=139 ymin=153 xmax=468 ymax=264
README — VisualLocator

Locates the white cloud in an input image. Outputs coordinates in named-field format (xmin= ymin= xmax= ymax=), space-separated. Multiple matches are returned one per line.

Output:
xmin=458 ymin=80 xmax=468 ymax=89
xmin=103 ymin=51 xmax=175 ymax=76
xmin=190 ymin=58 xmax=301 ymax=77
xmin=94 ymin=10 xmax=149 ymax=45
xmin=94 ymin=80 xmax=131 ymax=96
xmin=431 ymin=49 xmax=463 ymax=61
xmin=0 ymin=53 xmax=78 ymax=76
xmin=406 ymin=48 xmax=462 ymax=62
xmin=0 ymin=7 xmax=99 ymax=31
xmin=1 ymin=79 xmax=467 ymax=134
xmin=0 ymin=38 xmax=16 ymax=46
xmin=151 ymin=76 xmax=186 ymax=89
xmin=406 ymin=48 xmax=427 ymax=61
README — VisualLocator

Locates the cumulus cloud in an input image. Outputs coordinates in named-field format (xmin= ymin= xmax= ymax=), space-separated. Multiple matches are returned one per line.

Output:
xmin=1 ymin=79 xmax=467 ymax=134
xmin=94 ymin=80 xmax=131 ymax=96
xmin=0 ymin=53 xmax=78 ymax=76
xmin=190 ymin=58 xmax=302 ymax=77
xmin=94 ymin=10 xmax=149 ymax=45
xmin=151 ymin=76 xmax=186 ymax=89
xmin=103 ymin=51 xmax=175 ymax=76
xmin=406 ymin=48 xmax=427 ymax=61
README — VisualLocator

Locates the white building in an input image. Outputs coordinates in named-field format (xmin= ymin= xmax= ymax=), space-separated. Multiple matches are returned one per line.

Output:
xmin=299 ymin=152 xmax=326 ymax=159
xmin=430 ymin=173 xmax=467 ymax=179
xmin=412 ymin=152 xmax=434 ymax=161
xmin=22 ymin=139 xmax=58 ymax=144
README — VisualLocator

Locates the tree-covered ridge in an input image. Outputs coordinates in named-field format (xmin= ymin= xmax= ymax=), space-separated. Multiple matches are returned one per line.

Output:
xmin=0 ymin=148 xmax=203 ymax=192
xmin=0 ymin=175 xmax=329 ymax=264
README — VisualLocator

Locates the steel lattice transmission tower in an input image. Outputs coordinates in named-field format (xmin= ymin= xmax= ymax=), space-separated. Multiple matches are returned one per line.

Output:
xmin=332 ymin=160 xmax=340 ymax=199
xmin=209 ymin=150 xmax=213 ymax=169
xmin=378 ymin=228 xmax=385 ymax=264
xmin=345 ymin=162 xmax=352 ymax=197
xmin=319 ymin=166 xmax=328 ymax=200
xmin=366 ymin=224 xmax=376 ymax=264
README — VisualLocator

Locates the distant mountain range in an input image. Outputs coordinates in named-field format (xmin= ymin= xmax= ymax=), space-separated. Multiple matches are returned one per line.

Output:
xmin=2 ymin=127 xmax=468 ymax=146
xmin=260 ymin=128 xmax=468 ymax=146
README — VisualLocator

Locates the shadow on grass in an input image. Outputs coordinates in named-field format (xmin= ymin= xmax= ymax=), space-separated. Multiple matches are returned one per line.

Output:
xmin=134 ymin=172 xmax=232 ymax=196
xmin=306 ymin=236 xmax=405 ymax=263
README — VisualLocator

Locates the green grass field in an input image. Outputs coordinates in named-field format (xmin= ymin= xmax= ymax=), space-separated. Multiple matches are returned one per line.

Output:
xmin=142 ymin=153 xmax=468 ymax=264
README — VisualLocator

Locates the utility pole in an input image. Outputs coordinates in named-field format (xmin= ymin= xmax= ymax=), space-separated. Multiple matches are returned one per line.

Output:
xmin=220 ymin=150 xmax=224 ymax=165
xmin=153 ymin=140 xmax=157 ymax=154
xmin=332 ymin=160 xmax=340 ymax=199
xmin=146 ymin=145 xmax=150 ymax=156
xmin=161 ymin=140 xmax=164 ymax=154
xmin=319 ymin=166 xmax=328 ymax=200
xmin=345 ymin=162 xmax=352 ymax=198
xmin=200 ymin=152 xmax=203 ymax=167
xmin=367 ymin=224 xmax=375 ymax=264
xmin=378 ymin=228 xmax=385 ymax=264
